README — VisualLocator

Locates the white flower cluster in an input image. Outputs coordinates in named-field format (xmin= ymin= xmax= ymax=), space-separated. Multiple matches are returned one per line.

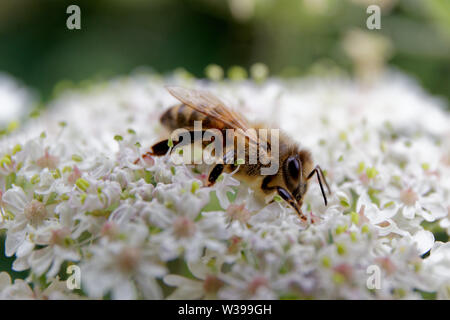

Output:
xmin=0 ymin=71 xmax=449 ymax=299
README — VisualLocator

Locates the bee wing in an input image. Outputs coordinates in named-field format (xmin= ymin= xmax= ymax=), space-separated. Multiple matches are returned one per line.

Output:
xmin=166 ymin=86 xmax=267 ymax=148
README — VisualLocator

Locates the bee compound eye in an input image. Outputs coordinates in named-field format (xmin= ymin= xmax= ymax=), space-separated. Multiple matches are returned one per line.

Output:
xmin=287 ymin=157 xmax=300 ymax=180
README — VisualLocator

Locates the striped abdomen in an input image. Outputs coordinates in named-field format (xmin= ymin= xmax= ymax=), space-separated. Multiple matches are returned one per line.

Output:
xmin=160 ymin=103 xmax=225 ymax=131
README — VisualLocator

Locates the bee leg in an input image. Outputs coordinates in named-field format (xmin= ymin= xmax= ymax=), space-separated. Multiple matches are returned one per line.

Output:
xmin=207 ymin=164 xmax=224 ymax=186
xmin=207 ymin=148 xmax=237 ymax=186
xmin=150 ymin=139 xmax=175 ymax=156
xmin=133 ymin=139 xmax=175 ymax=165
xmin=134 ymin=130 xmax=206 ymax=164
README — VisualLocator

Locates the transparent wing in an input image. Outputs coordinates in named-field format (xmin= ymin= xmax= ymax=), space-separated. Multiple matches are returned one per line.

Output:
xmin=166 ymin=86 xmax=266 ymax=148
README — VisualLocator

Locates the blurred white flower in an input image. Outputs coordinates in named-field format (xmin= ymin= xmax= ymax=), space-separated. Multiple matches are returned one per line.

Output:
xmin=423 ymin=242 xmax=450 ymax=299
xmin=0 ymin=271 xmax=80 ymax=300
xmin=164 ymin=259 xmax=225 ymax=300
xmin=81 ymin=223 xmax=166 ymax=299
xmin=0 ymin=73 xmax=33 ymax=125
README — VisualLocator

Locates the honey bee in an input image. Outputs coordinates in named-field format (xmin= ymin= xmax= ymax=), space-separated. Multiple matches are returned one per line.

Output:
xmin=137 ymin=86 xmax=331 ymax=222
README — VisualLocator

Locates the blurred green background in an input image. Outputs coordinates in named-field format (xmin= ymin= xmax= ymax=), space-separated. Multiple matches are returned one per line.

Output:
xmin=0 ymin=0 xmax=449 ymax=104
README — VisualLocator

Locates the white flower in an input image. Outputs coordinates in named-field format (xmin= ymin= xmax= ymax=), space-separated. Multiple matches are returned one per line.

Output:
xmin=386 ymin=177 xmax=447 ymax=222
xmin=13 ymin=225 xmax=80 ymax=277
xmin=0 ymin=272 xmax=80 ymax=300
xmin=81 ymin=223 xmax=166 ymax=299
xmin=164 ymin=259 xmax=224 ymax=300
xmin=423 ymin=242 xmax=450 ymax=299
xmin=1 ymin=185 xmax=54 ymax=256
xmin=218 ymin=257 xmax=281 ymax=300
xmin=212 ymin=170 xmax=241 ymax=209
xmin=147 ymin=186 xmax=229 ymax=261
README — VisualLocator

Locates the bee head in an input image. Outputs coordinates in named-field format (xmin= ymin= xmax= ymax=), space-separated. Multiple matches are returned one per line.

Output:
xmin=276 ymin=148 xmax=329 ymax=220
